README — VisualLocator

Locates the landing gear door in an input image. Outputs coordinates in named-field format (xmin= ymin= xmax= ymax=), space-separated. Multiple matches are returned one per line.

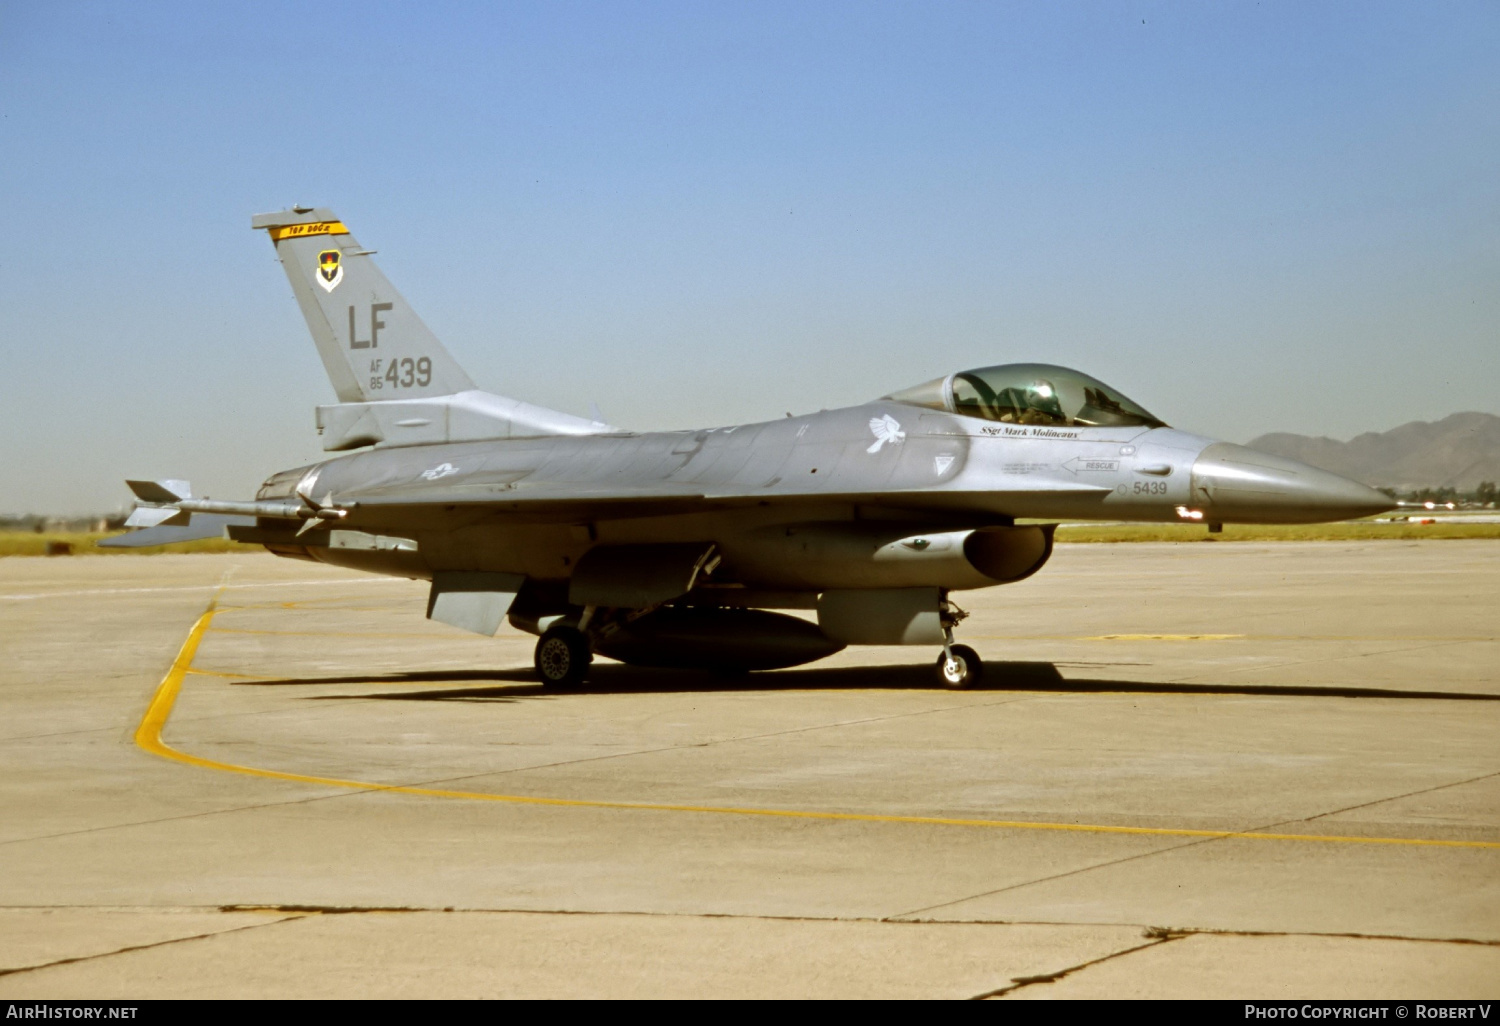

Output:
xmin=427 ymin=571 xmax=526 ymax=636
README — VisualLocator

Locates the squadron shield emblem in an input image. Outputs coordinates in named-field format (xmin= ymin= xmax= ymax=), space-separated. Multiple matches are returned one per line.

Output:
xmin=315 ymin=249 xmax=343 ymax=292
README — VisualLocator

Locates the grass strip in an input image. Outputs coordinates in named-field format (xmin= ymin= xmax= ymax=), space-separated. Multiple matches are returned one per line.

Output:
xmin=0 ymin=531 xmax=260 ymax=557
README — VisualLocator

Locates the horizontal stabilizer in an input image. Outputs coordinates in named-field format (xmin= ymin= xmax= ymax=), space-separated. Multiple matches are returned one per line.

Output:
xmin=316 ymin=390 xmax=612 ymax=451
xmin=126 ymin=479 xmax=191 ymax=503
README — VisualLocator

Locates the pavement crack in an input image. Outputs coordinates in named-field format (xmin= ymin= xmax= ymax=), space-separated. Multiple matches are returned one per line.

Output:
xmin=892 ymin=763 xmax=1500 ymax=921
xmin=890 ymin=788 xmax=1415 ymax=921
xmin=0 ymin=786 xmax=407 ymax=849
xmin=968 ymin=931 xmax=1182 ymax=999
xmin=1291 ymin=767 xmax=1500 ymax=825
xmin=0 ymin=913 xmax=305 ymax=979
xmin=1161 ymin=925 xmax=1500 ymax=947
xmin=891 ymin=832 xmax=1229 ymax=920
xmin=220 ymin=904 xmax=428 ymax=915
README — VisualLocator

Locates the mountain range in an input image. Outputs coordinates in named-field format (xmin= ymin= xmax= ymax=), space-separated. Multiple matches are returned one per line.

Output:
xmin=1247 ymin=412 xmax=1500 ymax=491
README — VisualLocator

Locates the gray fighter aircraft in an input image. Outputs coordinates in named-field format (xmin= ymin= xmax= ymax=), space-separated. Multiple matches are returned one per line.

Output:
xmin=111 ymin=207 xmax=1393 ymax=688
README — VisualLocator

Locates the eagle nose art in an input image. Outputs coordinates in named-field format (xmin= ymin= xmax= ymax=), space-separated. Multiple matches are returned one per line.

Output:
xmin=1190 ymin=443 xmax=1394 ymax=523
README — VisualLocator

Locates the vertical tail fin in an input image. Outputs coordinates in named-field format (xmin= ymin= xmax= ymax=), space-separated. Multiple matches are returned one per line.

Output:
xmin=253 ymin=206 xmax=612 ymax=449
xmin=252 ymin=207 xmax=476 ymax=402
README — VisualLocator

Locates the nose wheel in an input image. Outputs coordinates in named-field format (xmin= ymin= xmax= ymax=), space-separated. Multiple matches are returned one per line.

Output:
xmin=934 ymin=598 xmax=982 ymax=689
xmin=534 ymin=624 xmax=592 ymax=688
xmin=936 ymin=643 xmax=983 ymax=689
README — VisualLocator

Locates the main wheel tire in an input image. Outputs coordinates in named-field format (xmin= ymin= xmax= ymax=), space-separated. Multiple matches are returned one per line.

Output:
xmin=935 ymin=644 xmax=983 ymax=689
xmin=534 ymin=626 xmax=592 ymax=688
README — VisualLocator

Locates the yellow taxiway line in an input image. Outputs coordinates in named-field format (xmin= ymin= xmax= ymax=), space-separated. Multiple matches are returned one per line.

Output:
xmin=136 ymin=597 xmax=1500 ymax=851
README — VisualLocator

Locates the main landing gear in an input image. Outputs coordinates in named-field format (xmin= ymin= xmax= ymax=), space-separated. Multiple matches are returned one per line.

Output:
xmin=534 ymin=624 xmax=592 ymax=688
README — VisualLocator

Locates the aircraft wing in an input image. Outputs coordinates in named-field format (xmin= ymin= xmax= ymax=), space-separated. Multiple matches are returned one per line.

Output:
xmin=116 ymin=474 xmax=1113 ymax=535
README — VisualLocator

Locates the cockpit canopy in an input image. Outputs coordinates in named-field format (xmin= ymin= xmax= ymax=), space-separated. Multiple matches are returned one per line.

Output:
xmin=883 ymin=363 xmax=1166 ymax=429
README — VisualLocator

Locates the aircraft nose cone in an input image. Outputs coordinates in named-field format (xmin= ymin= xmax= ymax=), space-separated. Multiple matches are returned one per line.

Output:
xmin=1191 ymin=443 xmax=1395 ymax=524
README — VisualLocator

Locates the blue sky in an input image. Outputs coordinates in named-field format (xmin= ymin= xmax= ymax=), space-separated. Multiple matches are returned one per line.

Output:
xmin=2 ymin=1 xmax=1496 ymax=512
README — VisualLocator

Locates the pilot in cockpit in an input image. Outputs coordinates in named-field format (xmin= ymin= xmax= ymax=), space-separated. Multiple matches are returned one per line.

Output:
xmin=994 ymin=378 xmax=1068 ymax=426
xmin=886 ymin=363 xmax=1166 ymax=430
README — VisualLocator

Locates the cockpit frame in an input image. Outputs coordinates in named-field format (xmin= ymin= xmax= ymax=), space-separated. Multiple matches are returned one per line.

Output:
xmin=884 ymin=363 xmax=1167 ymax=429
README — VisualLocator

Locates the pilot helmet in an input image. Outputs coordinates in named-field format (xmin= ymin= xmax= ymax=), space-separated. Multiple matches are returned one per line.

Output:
xmin=1024 ymin=379 xmax=1065 ymax=418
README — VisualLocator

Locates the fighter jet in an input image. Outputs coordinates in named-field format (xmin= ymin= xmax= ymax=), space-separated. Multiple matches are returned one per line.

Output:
xmin=111 ymin=208 xmax=1394 ymax=688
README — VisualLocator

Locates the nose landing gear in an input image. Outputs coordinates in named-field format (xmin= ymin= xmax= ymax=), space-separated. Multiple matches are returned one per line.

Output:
xmin=935 ymin=597 xmax=983 ymax=689
xmin=936 ymin=638 xmax=983 ymax=689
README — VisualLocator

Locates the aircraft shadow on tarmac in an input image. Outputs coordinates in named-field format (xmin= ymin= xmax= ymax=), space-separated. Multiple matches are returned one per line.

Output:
xmin=229 ymin=664 xmax=1500 ymax=704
